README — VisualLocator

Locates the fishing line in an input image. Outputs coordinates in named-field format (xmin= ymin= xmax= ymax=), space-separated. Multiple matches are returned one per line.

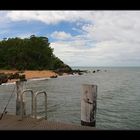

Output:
xmin=0 ymin=85 xmax=16 ymax=120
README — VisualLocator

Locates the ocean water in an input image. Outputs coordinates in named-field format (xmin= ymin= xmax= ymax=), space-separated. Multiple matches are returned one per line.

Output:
xmin=0 ymin=67 xmax=140 ymax=130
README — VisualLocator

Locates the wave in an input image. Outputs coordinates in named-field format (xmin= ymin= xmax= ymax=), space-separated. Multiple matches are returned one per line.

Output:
xmin=1 ymin=77 xmax=50 ymax=86
xmin=1 ymin=82 xmax=16 ymax=86
xmin=27 ymin=77 xmax=50 ymax=81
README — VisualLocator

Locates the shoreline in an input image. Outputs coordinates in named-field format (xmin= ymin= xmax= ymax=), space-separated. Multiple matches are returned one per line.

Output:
xmin=0 ymin=69 xmax=84 ymax=85
xmin=0 ymin=70 xmax=59 ymax=84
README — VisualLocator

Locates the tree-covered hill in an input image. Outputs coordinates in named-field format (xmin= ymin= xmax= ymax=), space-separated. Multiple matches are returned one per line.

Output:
xmin=0 ymin=35 xmax=72 ymax=71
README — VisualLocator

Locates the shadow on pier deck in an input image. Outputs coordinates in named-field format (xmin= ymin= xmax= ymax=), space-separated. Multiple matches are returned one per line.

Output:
xmin=0 ymin=114 xmax=96 ymax=130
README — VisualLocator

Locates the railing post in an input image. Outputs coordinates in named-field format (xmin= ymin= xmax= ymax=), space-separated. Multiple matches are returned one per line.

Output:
xmin=81 ymin=84 xmax=97 ymax=127
xmin=16 ymin=81 xmax=26 ymax=116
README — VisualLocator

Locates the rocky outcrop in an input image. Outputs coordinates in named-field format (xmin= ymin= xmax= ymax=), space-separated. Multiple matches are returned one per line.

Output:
xmin=0 ymin=72 xmax=26 ymax=85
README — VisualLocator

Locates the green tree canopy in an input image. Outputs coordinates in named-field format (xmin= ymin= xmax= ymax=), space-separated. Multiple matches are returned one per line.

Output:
xmin=0 ymin=35 xmax=71 ymax=71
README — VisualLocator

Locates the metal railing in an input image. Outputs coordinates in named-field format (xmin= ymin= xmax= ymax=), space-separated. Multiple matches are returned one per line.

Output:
xmin=19 ymin=89 xmax=47 ymax=120
xmin=34 ymin=91 xmax=47 ymax=120
xmin=20 ymin=89 xmax=34 ymax=120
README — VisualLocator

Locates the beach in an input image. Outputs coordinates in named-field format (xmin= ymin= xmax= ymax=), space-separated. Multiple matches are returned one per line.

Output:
xmin=0 ymin=70 xmax=58 ymax=83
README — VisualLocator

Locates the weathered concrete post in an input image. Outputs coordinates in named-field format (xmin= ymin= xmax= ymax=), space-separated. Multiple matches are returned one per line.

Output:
xmin=81 ymin=84 xmax=97 ymax=127
xmin=16 ymin=81 xmax=26 ymax=116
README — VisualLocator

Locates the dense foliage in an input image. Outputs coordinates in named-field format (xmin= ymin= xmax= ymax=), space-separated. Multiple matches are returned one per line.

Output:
xmin=0 ymin=35 xmax=72 ymax=71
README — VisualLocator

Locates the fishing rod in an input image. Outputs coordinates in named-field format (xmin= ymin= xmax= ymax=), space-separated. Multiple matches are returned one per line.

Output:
xmin=0 ymin=85 xmax=16 ymax=120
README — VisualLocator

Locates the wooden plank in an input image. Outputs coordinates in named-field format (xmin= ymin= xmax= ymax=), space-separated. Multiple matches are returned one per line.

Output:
xmin=0 ymin=114 xmax=96 ymax=130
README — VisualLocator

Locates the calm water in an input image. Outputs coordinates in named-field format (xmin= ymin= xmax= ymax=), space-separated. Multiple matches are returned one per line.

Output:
xmin=0 ymin=67 xmax=140 ymax=129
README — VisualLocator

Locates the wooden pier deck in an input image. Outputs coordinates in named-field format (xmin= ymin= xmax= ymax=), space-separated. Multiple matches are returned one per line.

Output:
xmin=0 ymin=114 xmax=96 ymax=130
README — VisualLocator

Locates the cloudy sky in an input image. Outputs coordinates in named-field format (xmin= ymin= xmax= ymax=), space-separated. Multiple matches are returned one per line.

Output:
xmin=0 ymin=10 xmax=140 ymax=67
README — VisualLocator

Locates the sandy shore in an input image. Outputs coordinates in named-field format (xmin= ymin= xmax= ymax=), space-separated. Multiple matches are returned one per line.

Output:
xmin=0 ymin=70 xmax=58 ymax=83
xmin=24 ymin=70 xmax=58 ymax=79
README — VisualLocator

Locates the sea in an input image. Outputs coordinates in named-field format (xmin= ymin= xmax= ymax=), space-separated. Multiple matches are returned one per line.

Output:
xmin=0 ymin=67 xmax=140 ymax=130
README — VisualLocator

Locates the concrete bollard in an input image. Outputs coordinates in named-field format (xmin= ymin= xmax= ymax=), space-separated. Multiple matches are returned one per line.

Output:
xmin=81 ymin=84 xmax=97 ymax=127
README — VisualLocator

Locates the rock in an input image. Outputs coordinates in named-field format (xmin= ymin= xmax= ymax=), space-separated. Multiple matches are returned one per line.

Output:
xmin=0 ymin=73 xmax=8 ymax=84
xmin=93 ymin=70 xmax=95 ymax=73
xmin=19 ymin=74 xmax=27 ymax=81
xmin=50 ymin=75 xmax=58 ymax=78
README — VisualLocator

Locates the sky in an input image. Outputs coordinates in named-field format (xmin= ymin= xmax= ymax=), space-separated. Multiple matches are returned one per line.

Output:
xmin=0 ymin=10 xmax=140 ymax=67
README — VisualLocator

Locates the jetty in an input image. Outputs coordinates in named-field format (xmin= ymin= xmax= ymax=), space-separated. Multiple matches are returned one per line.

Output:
xmin=0 ymin=80 xmax=97 ymax=130
xmin=0 ymin=114 xmax=96 ymax=130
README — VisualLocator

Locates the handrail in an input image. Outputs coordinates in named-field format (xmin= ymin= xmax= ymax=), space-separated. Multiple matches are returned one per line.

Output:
xmin=20 ymin=89 xmax=34 ymax=120
xmin=34 ymin=91 xmax=47 ymax=120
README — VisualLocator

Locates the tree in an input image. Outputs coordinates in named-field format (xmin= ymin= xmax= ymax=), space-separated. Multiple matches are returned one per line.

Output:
xmin=0 ymin=35 xmax=72 ymax=71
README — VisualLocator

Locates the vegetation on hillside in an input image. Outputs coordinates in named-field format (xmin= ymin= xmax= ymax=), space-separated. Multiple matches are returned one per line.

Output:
xmin=0 ymin=35 xmax=72 ymax=72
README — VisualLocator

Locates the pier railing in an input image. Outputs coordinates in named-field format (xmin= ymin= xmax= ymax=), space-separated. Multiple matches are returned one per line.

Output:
xmin=16 ymin=81 xmax=47 ymax=120
xmin=34 ymin=91 xmax=47 ymax=120
xmin=20 ymin=89 xmax=34 ymax=120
